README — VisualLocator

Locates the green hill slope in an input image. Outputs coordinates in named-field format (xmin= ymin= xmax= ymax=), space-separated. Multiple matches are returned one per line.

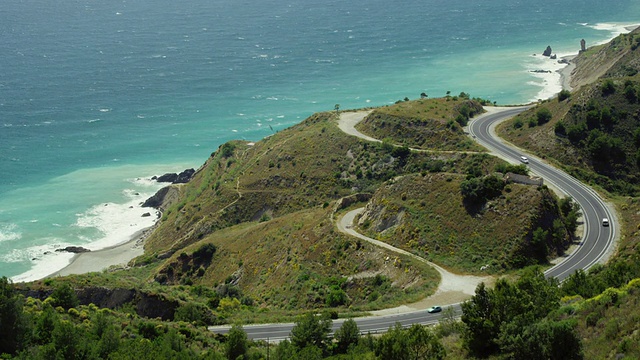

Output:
xmin=127 ymin=97 xmax=570 ymax=315
xmin=355 ymin=96 xmax=485 ymax=151
xmin=354 ymin=172 xmax=573 ymax=272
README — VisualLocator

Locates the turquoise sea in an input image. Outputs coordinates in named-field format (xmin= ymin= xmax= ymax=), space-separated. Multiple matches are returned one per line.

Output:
xmin=2 ymin=0 xmax=640 ymax=281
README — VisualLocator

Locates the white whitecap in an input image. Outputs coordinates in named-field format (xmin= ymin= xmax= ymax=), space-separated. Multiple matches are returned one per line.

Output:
xmin=9 ymin=243 xmax=76 ymax=283
xmin=74 ymin=198 xmax=159 ymax=252
xmin=0 ymin=224 xmax=21 ymax=242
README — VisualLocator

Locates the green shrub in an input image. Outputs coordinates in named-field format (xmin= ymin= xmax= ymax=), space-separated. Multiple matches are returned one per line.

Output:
xmin=558 ymin=89 xmax=571 ymax=101
xmin=50 ymin=283 xmax=78 ymax=309
xmin=192 ymin=243 xmax=216 ymax=263
xmin=555 ymin=120 xmax=566 ymax=136
xmin=601 ymin=79 xmax=616 ymax=95
xmin=536 ymin=107 xmax=552 ymax=125
xmin=513 ymin=118 xmax=524 ymax=129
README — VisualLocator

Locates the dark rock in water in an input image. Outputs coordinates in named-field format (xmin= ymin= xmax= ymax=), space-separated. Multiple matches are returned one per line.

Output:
xmin=156 ymin=173 xmax=179 ymax=183
xmin=550 ymin=54 xmax=557 ymax=59
xmin=174 ymin=168 xmax=195 ymax=184
xmin=142 ymin=186 xmax=171 ymax=208
xmin=154 ymin=168 xmax=195 ymax=184
xmin=542 ymin=46 xmax=552 ymax=57
xmin=141 ymin=212 xmax=151 ymax=217
xmin=151 ymin=175 xmax=158 ymax=180
xmin=56 ymin=246 xmax=91 ymax=254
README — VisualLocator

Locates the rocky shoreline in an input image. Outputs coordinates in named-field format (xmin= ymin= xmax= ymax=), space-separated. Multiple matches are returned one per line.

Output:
xmin=45 ymin=168 xmax=194 ymax=278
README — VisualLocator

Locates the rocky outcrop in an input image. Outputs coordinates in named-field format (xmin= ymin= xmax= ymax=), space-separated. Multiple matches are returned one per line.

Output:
xmin=542 ymin=46 xmax=552 ymax=57
xmin=333 ymin=193 xmax=373 ymax=213
xmin=175 ymin=168 xmax=195 ymax=183
xmin=155 ymin=173 xmax=179 ymax=183
xmin=75 ymin=287 xmax=136 ymax=309
xmin=153 ymin=168 xmax=195 ymax=184
xmin=55 ymin=246 xmax=91 ymax=254
xmin=142 ymin=185 xmax=181 ymax=211
xmin=357 ymin=202 xmax=406 ymax=233
xmin=21 ymin=286 xmax=178 ymax=320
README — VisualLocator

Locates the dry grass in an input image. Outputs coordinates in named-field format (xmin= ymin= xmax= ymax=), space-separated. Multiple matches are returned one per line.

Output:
xmin=355 ymin=172 xmax=568 ymax=273
xmin=152 ymin=205 xmax=440 ymax=313
xmin=355 ymin=98 xmax=485 ymax=151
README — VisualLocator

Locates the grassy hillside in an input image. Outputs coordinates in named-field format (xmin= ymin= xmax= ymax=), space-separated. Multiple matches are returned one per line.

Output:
xmin=145 ymin=110 xmax=475 ymax=255
xmin=152 ymin=206 xmax=440 ymax=315
xmin=354 ymin=171 xmax=573 ymax=272
xmin=355 ymin=96 xmax=485 ymax=151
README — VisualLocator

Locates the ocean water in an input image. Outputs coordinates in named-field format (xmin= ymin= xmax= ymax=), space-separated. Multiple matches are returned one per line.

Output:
xmin=1 ymin=0 xmax=640 ymax=281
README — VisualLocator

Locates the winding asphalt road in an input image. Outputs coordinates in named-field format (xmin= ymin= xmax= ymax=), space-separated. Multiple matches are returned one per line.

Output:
xmin=469 ymin=107 xmax=616 ymax=280
xmin=209 ymin=107 xmax=617 ymax=341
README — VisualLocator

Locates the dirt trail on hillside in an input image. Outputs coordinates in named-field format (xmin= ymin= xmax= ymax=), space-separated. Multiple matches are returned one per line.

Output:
xmin=336 ymin=110 xmax=378 ymax=142
xmin=336 ymin=111 xmax=493 ymax=314
xmin=337 ymin=110 xmax=481 ymax=154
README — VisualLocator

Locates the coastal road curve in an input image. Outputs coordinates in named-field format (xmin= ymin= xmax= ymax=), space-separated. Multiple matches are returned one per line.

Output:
xmin=468 ymin=107 xmax=616 ymax=280
xmin=209 ymin=106 xmax=617 ymax=340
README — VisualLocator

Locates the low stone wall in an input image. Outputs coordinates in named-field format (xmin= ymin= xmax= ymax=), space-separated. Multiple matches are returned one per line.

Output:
xmin=505 ymin=172 xmax=544 ymax=186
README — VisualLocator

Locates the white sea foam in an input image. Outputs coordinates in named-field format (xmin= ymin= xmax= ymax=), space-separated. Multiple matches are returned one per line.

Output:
xmin=0 ymin=223 xmax=21 ymax=242
xmin=6 ymin=167 xmax=170 ymax=282
xmin=584 ymin=22 xmax=640 ymax=45
xmin=525 ymin=54 xmax=570 ymax=102
xmin=8 ymin=243 xmax=75 ymax=283
xmin=71 ymin=178 xmax=163 ymax=252
xmin=74 ymin=196 xmax=159 ymax=251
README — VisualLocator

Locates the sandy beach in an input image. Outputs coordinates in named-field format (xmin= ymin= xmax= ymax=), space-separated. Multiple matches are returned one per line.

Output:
xmin=559 ymin=55 xmax=577 ymax=91
xmin=48 ymin=225 xmax=155 ymax=278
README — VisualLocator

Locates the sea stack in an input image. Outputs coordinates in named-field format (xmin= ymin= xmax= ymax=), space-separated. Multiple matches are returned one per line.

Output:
xmin=542 ymin=46 xmax=552 ymax=57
